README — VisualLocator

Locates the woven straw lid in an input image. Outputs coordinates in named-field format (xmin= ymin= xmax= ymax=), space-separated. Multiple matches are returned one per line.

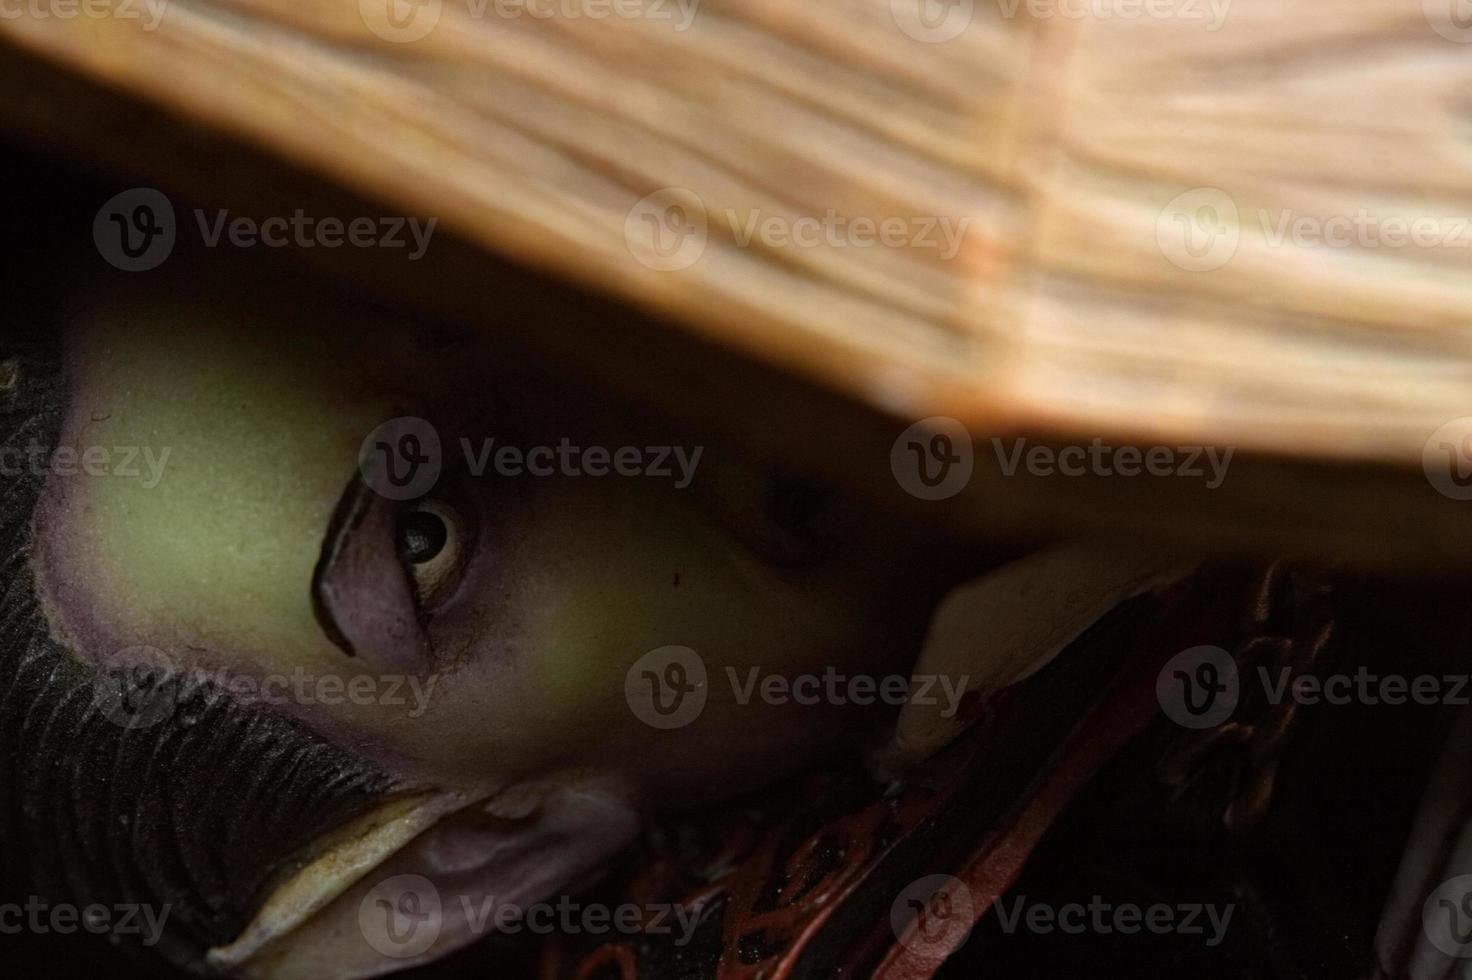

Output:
xmin=2 ymin=1 xmax=1469 ymax=568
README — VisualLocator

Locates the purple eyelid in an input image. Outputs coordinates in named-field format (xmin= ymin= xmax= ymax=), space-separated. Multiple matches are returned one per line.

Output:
xmin=311 ymin=469 xmax=431 ymax=670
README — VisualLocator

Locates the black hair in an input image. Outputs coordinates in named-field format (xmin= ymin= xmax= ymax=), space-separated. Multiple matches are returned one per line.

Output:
xmin=0 ymin=320 xmax=401 ymax=973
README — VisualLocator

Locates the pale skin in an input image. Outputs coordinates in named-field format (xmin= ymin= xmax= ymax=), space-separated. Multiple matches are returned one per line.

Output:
xmin=29 ymin=270 xmax=970 ymax=975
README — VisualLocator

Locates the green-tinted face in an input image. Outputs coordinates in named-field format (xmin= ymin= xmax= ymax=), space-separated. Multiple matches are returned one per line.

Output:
xmin=35 ymin=282 xmax=955 ymax=807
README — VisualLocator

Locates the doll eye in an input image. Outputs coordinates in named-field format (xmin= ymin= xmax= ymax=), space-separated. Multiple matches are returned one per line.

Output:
xmin=396 ymin=499 xmax=468 ymax=610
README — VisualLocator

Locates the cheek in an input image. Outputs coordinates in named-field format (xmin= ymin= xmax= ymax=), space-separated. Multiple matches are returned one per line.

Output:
xmin=40 ymin=317 xmax=393 ymax=675
xmin=407 ymin=483 xmax=742 ymax=774
xmin=413 ymin=479 xmax=909 ymax=787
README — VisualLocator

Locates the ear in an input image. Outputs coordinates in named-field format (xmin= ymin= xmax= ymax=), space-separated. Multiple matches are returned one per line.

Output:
xmin=869 ymin=541 xmax=1194 ymax=781
xmin=208 ymin=777 xmax=642 ymax=980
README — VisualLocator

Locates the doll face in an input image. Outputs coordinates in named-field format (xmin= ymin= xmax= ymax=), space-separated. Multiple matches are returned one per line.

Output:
xmin=32 ymin=281 xmax=956 ymax=810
